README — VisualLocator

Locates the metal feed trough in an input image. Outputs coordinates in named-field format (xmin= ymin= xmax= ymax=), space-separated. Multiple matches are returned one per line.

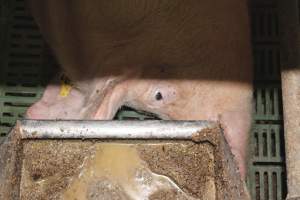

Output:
xmin=0 ymin=120 xmax=249 ymax=200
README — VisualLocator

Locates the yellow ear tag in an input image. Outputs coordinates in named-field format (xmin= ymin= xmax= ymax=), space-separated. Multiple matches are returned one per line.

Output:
xmin=59 ymin=74 xmax=73 ymax=97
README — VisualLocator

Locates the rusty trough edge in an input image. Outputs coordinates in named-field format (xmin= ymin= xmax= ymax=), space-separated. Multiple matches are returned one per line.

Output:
xmin=18 ymin=120 xmax=217 ymax=141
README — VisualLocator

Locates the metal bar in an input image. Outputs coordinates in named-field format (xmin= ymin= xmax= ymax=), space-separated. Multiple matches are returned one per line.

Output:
xmin=18 ymin=120 xmax=215 ymax=139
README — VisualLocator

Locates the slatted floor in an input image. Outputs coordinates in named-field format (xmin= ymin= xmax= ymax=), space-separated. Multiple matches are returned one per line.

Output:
xmin=247 ymin=0 xmax=287 ymax=199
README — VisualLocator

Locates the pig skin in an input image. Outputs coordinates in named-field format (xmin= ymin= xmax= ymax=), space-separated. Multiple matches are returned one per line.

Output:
xmin=25 ymin=0 xmax=253 ymax=180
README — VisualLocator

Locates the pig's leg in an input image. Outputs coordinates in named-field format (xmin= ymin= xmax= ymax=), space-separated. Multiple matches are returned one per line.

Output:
xmin=219 ymin=109 xmax=252 ymax=180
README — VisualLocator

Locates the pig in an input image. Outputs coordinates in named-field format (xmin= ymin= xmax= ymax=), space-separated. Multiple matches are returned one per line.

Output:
xmin=25 ymin=0 xmax=253 ymax=180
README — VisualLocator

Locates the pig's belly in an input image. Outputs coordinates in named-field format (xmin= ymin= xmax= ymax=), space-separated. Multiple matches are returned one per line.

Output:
xmin=26 ymin=0 xmax=252 ymax=180
xmin=27 ymin=0 xmax=251 ymax=80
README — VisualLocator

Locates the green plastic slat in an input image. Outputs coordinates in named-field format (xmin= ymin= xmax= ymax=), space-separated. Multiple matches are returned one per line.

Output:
xmin=248 ymin=166 xmax=286 ymax=200
xmin=114 ymin=107 xmax=159 ymax=120
xmin=251 ymin=124 xmax=283 ymax=163
xmin=254 ymin=84 xmax=282 ymax=121
xmin=253 ymin=45 xmax=281 ymax=81
xmin=2 ymin=87 xmax=41 ymax=94
xmin=1 ymin=105 xmax=30 ymax=115
xmin=256 ymin=88 xmax=264 ymax=117
xmin=251 ymin=7 xmax=279 ymax=43
xmin=5 ymin=67 xmax=44 ymax=76
xmin=259 ymin=170 xmax=265 ymax=200
xmin=248 ymin=0 xmax=287 ymax=199
xmin=0 ymin=0 xmax=51 ymax=137
xmin=0 ymin=127 xmax=11 ymax=136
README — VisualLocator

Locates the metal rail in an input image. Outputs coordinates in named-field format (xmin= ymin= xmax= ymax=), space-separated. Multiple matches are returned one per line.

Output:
xmin=19 ymin=120 xmax=215 ymax=139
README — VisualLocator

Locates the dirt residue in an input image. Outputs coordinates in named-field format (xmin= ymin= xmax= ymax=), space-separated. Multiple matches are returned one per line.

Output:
xmin=191 ymin=126 xmax=220 ymax=146
xmin=19 ymin=141 xmax=217 ymax=199
xmin=21 ymin=140 xmax=94 ymax=200
xmin=4 ymin=137 xmax=248 ymax=199
xmin=137 ymin=142 xmax=215 ymax=199
xmin=149 ymin=189 xmax=189 ymax=200
xmin=0 ymin=125 xmax=23 ymax=200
